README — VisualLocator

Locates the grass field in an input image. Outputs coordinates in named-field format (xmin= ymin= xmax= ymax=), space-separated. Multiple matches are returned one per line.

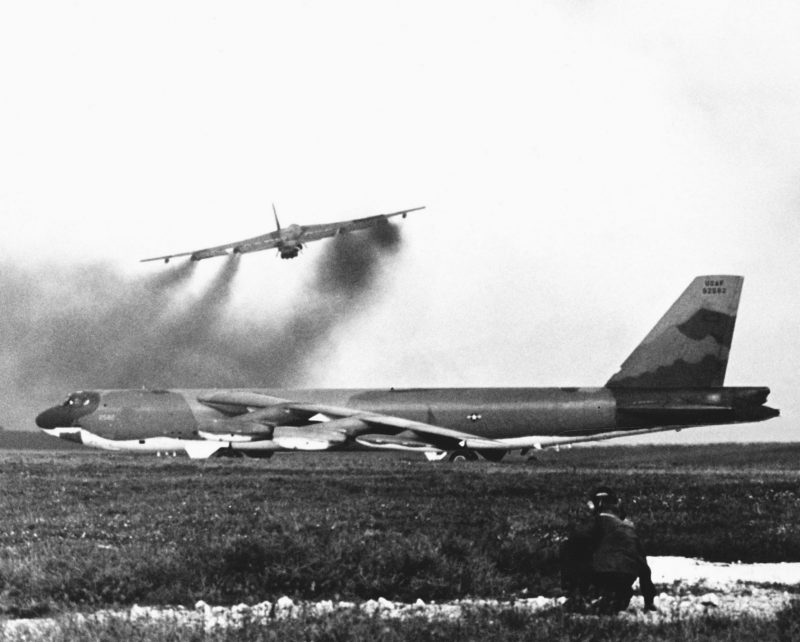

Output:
xmin=2 ymin=443 xmax=800 ymax=639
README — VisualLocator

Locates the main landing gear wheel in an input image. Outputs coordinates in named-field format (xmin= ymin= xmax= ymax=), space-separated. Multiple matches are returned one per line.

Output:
xmin=448 ymin=449 xmax=479 ymax=462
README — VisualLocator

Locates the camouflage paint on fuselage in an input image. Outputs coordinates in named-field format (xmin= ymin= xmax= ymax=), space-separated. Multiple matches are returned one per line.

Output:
xmin=607 ymin=276 xmax=741 ymax=388
xmin=35 ymin=275 xmax=779 ymax=458
xmin=39 ymin=387 xmax=617 ymax=441
xmin=78 ymin=390 xmax=198 ymax=441
xmin=340 ymin=387 xmax=617 ymax=437
xmin=36 ymin=383 xmax=777 ymax=450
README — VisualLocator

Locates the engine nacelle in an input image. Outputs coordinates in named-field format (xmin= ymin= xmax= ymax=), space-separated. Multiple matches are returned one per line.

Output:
xmin=197 ymin=419 xmax=274 ymax=440
xmin=190 ymin=248 xmax=229 ymax=261
xmin=279 ymin=243 xmax=302 ymax=259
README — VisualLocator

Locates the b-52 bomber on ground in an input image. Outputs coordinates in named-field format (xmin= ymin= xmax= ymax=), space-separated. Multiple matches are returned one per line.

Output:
xmin=140 ymin=205 xmax=425 ymax=262
xmin=36 ymin=275 xmax=779 ymax=461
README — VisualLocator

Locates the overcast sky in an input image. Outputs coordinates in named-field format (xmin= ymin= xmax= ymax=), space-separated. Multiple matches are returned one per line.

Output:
xmin=0 ymin=1 xmax=797 ymax=442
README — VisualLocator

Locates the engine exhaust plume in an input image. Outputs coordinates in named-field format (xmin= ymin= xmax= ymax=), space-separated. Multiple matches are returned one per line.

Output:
xmin=1 ymin=223 xmax=403 ymax=429
xmin=0 ymin=259 xmax=197 ymax=429
xmin=216 ymin=221 xmax=404 ymax=386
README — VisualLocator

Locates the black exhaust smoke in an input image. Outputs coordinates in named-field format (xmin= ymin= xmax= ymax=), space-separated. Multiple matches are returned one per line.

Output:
xmin=216 ymin=220 xmax=403 ymax=385
xmin=0 ymin=222 xmax=403 ymax=429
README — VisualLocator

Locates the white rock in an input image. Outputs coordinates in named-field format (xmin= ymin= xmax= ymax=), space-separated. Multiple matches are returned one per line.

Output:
xmin=362 ymin=599 xmax=380 ymax=615
xmin=250 ymin=601 xmax=272 ymax=620
xmin=304 ymin=600 xmax=334 ymax=617
xmin=274 ymin=595 xmax=295 ymax=619
xmin=532 ymin=596 xmax=553 ymax=609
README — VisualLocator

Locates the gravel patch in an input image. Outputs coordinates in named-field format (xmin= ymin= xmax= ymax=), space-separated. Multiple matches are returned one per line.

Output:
xmin=3 ymin=557 xmax=799 ymax=638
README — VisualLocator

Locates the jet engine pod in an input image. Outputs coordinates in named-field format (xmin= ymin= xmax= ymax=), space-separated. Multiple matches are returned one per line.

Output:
xmin=190 ymin=248 xmax=230 ymax=261
xmin=246 ymin=405 xmax=307 ymax=425
xmin=279 ymin=243 xmax=302 ymax=259
xmin=197 ymin=419 xmax=275 ymax=441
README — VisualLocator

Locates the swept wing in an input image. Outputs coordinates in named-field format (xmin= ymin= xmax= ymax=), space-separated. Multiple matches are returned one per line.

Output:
xmin=140 ymin=206 xmax=424 ymax=263
xmin=297 ymin=207 xmax=424 ymax=242
xmin=140 ymin=229 xmax=285 ymax=263
xmin=196 ymin=391 xmax=506 ymax=453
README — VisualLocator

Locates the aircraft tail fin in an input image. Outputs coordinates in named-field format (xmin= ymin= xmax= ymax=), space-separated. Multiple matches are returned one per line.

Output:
xmin=272 ymin=203 xmax=281 ymax=231
xmin=606 ymin=275 xmax=743 ymax=388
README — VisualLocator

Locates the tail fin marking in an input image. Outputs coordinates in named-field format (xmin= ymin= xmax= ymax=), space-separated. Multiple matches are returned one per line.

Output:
xmin=606 ymin=275 xmax=743 ymax=389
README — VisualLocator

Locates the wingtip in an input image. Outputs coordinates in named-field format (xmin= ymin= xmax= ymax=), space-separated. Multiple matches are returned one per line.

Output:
xmin=140 ymin=256 xmax=173 ymax=264
xmin=385 ymin=205 xmax=426 ymax=219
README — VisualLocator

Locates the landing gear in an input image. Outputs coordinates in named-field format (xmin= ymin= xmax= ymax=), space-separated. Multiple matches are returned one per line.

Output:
xmin=448 ymin=449 xmax=479 ymax=462
xmin=425 ymin=449 xmax=505 ymax=463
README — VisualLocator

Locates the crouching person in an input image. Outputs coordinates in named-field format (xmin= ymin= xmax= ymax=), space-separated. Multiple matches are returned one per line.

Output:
xmin=560 ymin=486 xmax=656 ymax=614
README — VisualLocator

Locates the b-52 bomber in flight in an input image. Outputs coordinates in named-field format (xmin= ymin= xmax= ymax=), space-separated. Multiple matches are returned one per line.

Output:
xmin=36 ymin=275 xmax=779 ymax=461
xmin=140 ymin=205 xmax=425 ymax=262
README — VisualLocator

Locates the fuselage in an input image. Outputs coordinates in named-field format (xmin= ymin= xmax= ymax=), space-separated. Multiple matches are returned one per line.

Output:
xmin=36 ymin=385 xmax=778 ymax=455
xmin=36 ymin=274 xmax=781 ymax=459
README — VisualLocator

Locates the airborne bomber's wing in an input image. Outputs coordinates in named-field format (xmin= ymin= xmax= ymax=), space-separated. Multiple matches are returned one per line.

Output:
xmin=140 ymin=230 xmax=283 ymax=263
xmin=299 ymin=206 xmax=425 ymax=242
xmin=141 ymin=206 xmax=423 ymax=262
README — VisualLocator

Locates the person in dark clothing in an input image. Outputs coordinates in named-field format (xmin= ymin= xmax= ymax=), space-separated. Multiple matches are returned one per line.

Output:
xmin=560 ymin=486 xmax=656 ymax=614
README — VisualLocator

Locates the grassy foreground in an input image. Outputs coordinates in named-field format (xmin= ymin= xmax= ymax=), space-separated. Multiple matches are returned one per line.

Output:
xmin=1 ymin=445 xmax=800 ymax=624
xmin=5 ymin=601 xmax=800 ymax=641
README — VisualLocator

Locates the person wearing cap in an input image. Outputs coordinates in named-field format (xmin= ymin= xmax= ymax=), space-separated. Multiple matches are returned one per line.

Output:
xmin=560 ymin=486 xmax=656 ymax=613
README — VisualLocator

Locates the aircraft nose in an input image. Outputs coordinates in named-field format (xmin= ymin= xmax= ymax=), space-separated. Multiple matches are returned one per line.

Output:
xmin=35 ymin=406 xmax=76 ymax=430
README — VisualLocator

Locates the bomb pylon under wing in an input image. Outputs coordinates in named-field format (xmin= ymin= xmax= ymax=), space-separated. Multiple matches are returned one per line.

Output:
xmin=36 ymin=275 xmax=778 ymax=461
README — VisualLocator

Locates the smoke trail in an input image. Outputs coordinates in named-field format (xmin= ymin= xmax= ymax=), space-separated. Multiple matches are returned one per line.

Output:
xmin=0 ymin=222 xmax=403 ymax=429
xmin=144 ymin=260 xmax=198 ymax=291
xmin=0 ymin=259 xmax=197 ymax=429
xmin=103 ymin=255 xmax=242 ymax=388
xmin=315 ymin=219 xmax=401 ymax=294
xmin=217 ymin=220 xmax=404 ymax=386
xmin=2 ymin=260 xmax=197 ymax=385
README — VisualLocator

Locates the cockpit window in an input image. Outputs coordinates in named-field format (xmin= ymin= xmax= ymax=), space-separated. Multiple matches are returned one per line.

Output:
xmin=62 ymin=391 xmax=99 ymax=408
